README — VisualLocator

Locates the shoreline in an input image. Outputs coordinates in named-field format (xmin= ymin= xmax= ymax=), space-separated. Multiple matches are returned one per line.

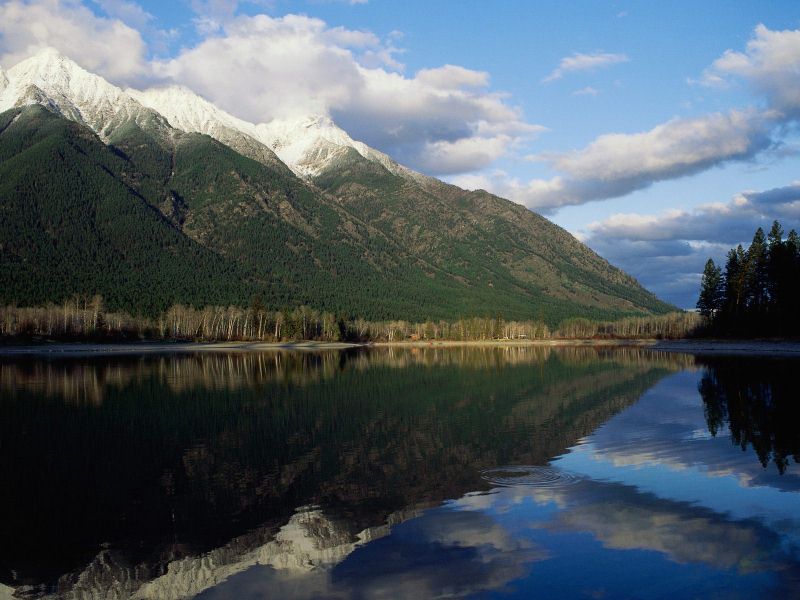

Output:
xmin=370 ymin=339 xmax=657 ymax=348
xmin=1 ymin=338 xmax=799 ymax=357
xmin=0 ymin=340 xmax=365 ymax=357
xmin=651 ymin=339 xmax=800 ymax=356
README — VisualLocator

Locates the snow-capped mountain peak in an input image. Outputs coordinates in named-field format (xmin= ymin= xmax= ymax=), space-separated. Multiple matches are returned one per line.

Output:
xmin=0 ymin=66 xmax=8 ymax=94
xmin=254 ymin=114 xmax=359 ymax=176
xmin=127 ymin=82 xmax=404 ymax=179
xmin=255 ymin=114 xmax=429 ymax=183
xmin=0 ymin=47 xmax=152 ymax=139
xmin=128 ymin=85 xmax=256 ymax=139
xmin=127 ymin=84 xmax=292 ymax=174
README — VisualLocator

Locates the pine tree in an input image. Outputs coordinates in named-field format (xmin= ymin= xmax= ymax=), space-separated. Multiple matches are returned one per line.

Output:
xmin=767 ymin=220 xmax=787 ymax=314
xmin=697 ymin=259 xmax=723 ymax=317
xmin=745 ymin=227 xmax=768 ymax=311
xmin=787 ymin=229 xmax=800 ymax=257
xmin=723 ymin=245 xmax=746 ymax=315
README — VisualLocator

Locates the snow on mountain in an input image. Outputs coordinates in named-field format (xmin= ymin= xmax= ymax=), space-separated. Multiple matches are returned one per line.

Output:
xmin=128 ymin=85 xmax=291 ymax=175
xmin=130 ymin=85 xmax=429 ymax=183
xmin=256 ymin=114 xmax=431 ymax=184
xmin=0 ymin=48 xmax=163 ymax=140
xmin=0 ymin=48 xmax=430 ymax=185
xmin=128 ymin=85 xmax=256 ymax=140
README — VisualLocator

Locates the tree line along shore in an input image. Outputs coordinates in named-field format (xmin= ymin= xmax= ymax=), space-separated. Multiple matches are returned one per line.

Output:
xmin=0 ymin=298 xmax=700 ymax=343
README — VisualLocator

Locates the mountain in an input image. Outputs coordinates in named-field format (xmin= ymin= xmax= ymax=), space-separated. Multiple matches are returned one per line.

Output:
xmin=129 ymin=86 xmax=426 ymax=183
xmin=127 ymin=85 xmax=293 ymax=177
xmin=0 ymin=48 xmax=673 ymax=324
xmin=0 ymin=48 xmax=172 ymax=142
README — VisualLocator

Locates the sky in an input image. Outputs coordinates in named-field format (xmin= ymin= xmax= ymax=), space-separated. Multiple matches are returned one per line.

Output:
xmin=2 ymin=0 xmax=800 ymax=307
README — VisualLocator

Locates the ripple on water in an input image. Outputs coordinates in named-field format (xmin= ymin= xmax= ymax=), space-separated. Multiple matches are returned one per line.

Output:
xmin=480 ymin=465 xmax=582 ymax=488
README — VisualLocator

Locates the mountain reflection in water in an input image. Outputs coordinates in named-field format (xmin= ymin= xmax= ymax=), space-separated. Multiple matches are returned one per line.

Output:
xmin=0 ymin=347 xmax=798 ymax=599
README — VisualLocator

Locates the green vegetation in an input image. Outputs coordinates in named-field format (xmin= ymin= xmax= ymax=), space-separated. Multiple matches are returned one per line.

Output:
xmin=1 ymin=105 xmax=672 ymax=326
xmin=0 ymin=106 xmax=249 ymax=314
xmin=697 ymin=220 xmax=800 ymax=337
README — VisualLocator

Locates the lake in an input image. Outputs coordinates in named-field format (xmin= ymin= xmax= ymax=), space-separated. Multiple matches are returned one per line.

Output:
xmin=1 ymin=346 xmax=798 ymax=599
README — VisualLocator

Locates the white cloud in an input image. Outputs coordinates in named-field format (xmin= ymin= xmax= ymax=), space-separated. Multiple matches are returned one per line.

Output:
xmin=701 ymin=24 xmax=800 ymax=116
xmin=150 ymin=13 xmax=377 ymax=121
xmin=151 ymin=13 xmax=542 ymax=175
xmin=573 ymin=86 xmax=599 ymax=96
xmin=448 ymin=170 xmax=565 ymax=214
xmin=543 ymin=51 xmax=629 ymax=82
xmin=467 ymin=108 xmax=776 ymax=212
xmin=0 ymin=0 xmax=148 ymax=83
xmin=547 ymin=111 xmax=768 ymax=181
xmin=415 ymin=135 xmax=513 ymax=175
xmin=416 ymin=65 xmax=490 ymax=90
xmin=525 ymin=109 xmax=775 ymax=210
xmin=586 ymin=183 xmax=800 ymax=247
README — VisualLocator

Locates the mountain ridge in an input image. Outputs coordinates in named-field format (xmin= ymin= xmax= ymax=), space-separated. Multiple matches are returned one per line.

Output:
xmin=0 ymin=48 xmax=673 ymax=324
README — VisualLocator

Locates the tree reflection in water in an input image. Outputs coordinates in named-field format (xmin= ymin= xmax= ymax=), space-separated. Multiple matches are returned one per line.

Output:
xmin=699 ymin=358 xmax=800 ymax=474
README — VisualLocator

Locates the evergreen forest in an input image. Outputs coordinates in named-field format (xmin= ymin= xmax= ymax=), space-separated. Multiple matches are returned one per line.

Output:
xmin=697 ymin=221 xmax=800 ymax=337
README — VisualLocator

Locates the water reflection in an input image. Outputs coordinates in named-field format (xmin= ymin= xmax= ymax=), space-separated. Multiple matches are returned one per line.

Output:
xmin=1 ymin=347 xmax=798 ymax=599
xmin=699 ymin=358 xmax=800 ymax=474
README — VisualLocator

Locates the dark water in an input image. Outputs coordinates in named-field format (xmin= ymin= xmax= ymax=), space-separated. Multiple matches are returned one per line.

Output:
xmin=0 ymin=346 xmax=798 ymax=599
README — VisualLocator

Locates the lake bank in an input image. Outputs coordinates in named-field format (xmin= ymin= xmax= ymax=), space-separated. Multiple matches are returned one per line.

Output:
xmin=372 ymin=338 xmax=657 ymax=348
xmin=0 ymin=338 xmax=661 ymax=357
xmin=652 ymin=339 xmax=800 ymax=356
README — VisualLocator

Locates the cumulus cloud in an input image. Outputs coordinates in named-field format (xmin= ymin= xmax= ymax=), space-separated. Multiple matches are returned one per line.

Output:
xmin=455 ymin=107 xmax=778 ymax=212
xmin=581 ymin=182 xmax=800 ymax=306
xmin=150 ymin=13 xmax=542 ymax=175
xmin=543 ymin=51 xmax=629 ymax=82
xmin=701 ymin=24 xmax=800 ymax=117
xmin=0 ymin=0 xmax=148 ymax=83
xmin=451 ymin=107 xmax=773 ymax=212
xmin=520 ymin=109 xmax=774 ymax=211
xmin=413 ymin=135 xmax=515 ymax=175
xmin=447 ymin=170 xmax=566 ymax=214
xmin=546 ymin=111 xmax=772 ymax=182
xmin=416 ymin=64 xmax=490 ymax=90
xmin=588 ymin=183 xmax=800 ymax=243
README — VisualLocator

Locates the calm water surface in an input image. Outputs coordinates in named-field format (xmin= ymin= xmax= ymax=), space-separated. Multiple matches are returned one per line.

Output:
xmin=0 ymin=346 xmax=798 ymax=599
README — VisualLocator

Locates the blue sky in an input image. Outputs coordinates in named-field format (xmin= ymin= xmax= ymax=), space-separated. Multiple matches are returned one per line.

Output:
xmin=2 ymin=0 xmax=800 ymax=307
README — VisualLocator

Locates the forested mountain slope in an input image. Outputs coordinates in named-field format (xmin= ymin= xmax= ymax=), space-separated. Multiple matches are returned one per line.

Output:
xmin=0 ymin=49 xmax=673 ymax=324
